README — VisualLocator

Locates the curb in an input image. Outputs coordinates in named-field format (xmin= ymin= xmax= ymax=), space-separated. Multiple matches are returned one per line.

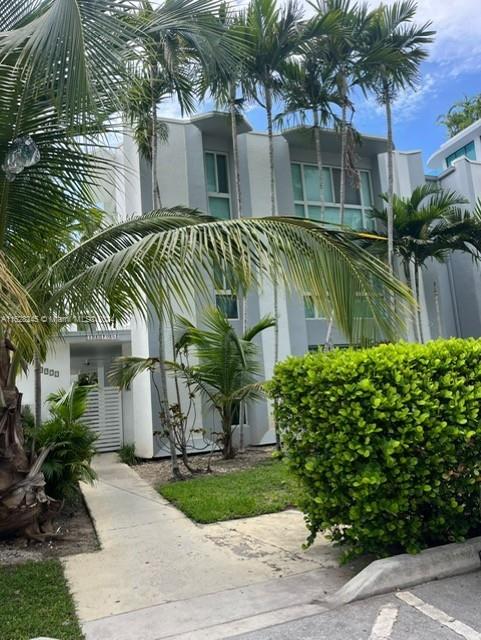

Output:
xmin=327 ymin=535 xmax=481 ymax=606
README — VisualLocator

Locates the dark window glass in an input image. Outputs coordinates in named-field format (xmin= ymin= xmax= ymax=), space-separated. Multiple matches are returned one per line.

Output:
xmin=216 ymin=154 xmax=229 ymax=193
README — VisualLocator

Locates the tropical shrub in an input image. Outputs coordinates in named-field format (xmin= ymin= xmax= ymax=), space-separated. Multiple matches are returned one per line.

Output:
xmin=32 ymin=384 xmax=98 ymax=500
xmin=271 ymin=339 xmax=481 ymax=559
xmin=118 ymin=443 xmax=138 ymax=466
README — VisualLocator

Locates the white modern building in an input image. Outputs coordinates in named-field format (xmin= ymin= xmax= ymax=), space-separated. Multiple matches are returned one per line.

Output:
xmin=18 ymin=113 xmax=481 ymax=458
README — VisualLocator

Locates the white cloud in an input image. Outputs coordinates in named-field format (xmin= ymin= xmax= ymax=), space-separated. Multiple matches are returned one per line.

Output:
xmin=365 ymin=0 xmax=481 ymax=77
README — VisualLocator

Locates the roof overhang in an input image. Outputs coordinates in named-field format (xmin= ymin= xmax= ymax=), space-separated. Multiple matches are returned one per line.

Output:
xmin=282 ymin=126 xmax=389 ymax=156
xmin=190 ymin=111 xmax=252 ymax=136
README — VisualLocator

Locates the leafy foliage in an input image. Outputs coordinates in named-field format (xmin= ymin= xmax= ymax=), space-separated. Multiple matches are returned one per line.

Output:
xmin=438 ymin=93 xmax=481 ymax=138
xmin=271 ymin=339 xmax=481 ymax=559
xmin=118 ymin=443 xmax=139 ymax=466
xmin=32 ymin=383 xmax=98 ymax=499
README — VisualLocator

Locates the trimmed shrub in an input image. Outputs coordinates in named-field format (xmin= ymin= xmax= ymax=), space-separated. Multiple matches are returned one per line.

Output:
xmin=270 ymin=339 xmax=481 ymax=559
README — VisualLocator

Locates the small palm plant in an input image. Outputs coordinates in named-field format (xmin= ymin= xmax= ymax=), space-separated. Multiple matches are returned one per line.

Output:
xmin=111 ymin=309 xmax=275 ymax=461
xmin=33 ymin=383 xmax=98 ymax=500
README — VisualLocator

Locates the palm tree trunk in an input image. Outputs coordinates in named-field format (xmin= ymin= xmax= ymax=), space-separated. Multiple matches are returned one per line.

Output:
xmin=222 ymin=410 xmax=234 ymax=459
xmin=403 ymin=260 xmax=419 ymax=342
xmin=265 ymin=85 xmax=281 ymax=451
xmin=313 ymin=108 xmax=325 ymax=216
xmin=229 ymin=84 xmax=247 ymax=452
xmin=33 ymin=352 xmax=42 ymax=427
xmin=384 ymin=82 xmax=394 ymax=273
xmin=339 ymin=80 xmax=348 ymax=225
xmin=157 ymin=318 xmax=181 ymax=478
xmin=150 ymin=72 xmax=178 ymax=476
xmin=0 ymin=339 xmax=58 ymax=538
xmin=414 ymin=262 xmax=424 ymax=343
xmin=150 ymin=63 xmax=162 ymax=210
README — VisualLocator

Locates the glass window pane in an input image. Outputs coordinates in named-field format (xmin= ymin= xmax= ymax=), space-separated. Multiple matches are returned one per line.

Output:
xmin=344 ymin=208 xmax=363 ymax=230
xmin=216 ymin=154 xmax=229 ymax=193
xmin=205 ymin=153 xmax=216 ymax=192
xmin=216 ymin=294 xmax=238 ymax=319
xmin=209 ymin=196 xmax=231 ymax=219
xmin=291 ymin=163 xmax=303 ymax=201
xmin=307 ymin=205 xmax=322 ymax=221
xmin=304 ymin=165 xmax=321 ymax=202
xmin=466 ymin=141 xmax=476 ymax=160
xmin=360 ymin=172 xmax=373 ymax=207
xmin=346 ymin=175 xmax=362 ymax=205
xmin=304 ymin=295 xmax=315 ymax=318
xmin=294 ymin=204 xmax=305 ymax=217
xmin=323 ymin=207 xmax=340 ymax=225
xmin=364 ymin=209 xmax=375 ymax=231
xmin=322 ymin=167 xmax=333 ymax=202
xmin=332 ymin=168 xmax=341 ymax=203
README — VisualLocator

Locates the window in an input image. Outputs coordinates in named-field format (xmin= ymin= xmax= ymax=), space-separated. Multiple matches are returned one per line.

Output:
xmin=446 ymin=141 xmax=476 ymax=167
xmin=291 ymin=163 xmax=374 ymax=230
xmin=205 ymin=152 xmax=231 ymax=219
xmin=303 ymin=294 xmax=326 ymax=319
xmin=213 ymin=264 xmax=238 ymax=319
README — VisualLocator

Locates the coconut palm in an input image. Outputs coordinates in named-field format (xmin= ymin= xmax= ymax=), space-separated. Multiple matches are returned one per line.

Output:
xmin=369 ymin=184 xmax=481 ymax=341
xmin=364 ymin=1 xmax=434 ymax=271
xmin=111 ymin=308 xmax=276 ymax=459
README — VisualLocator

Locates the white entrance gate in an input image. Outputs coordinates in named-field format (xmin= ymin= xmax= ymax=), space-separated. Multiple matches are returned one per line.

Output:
xmin=83 ymin=387 xmax=123 ymax=452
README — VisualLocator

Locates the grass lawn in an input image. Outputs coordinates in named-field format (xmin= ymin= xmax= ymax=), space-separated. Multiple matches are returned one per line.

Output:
xmin=0 ymin=559 xmax=83 ymax=640
xmin=159 ymin=459 xmax=303 ymax=523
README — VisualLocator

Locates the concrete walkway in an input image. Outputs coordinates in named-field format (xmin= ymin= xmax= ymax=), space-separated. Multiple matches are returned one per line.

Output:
xmin=63 ymin=454 xmax=356 ymax=640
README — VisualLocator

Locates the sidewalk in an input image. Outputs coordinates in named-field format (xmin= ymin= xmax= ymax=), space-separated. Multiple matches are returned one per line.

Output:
xmin=63 ymin=454 xmax=356 ymax=640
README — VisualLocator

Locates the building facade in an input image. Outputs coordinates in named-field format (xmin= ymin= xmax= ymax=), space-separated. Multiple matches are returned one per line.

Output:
xmin=18 ymin=113 xmax=481 ymax=458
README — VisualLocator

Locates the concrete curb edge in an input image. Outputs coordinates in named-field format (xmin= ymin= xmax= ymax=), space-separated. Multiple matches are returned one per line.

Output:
xmin=327 ymin=536 xmax=481 ymax=606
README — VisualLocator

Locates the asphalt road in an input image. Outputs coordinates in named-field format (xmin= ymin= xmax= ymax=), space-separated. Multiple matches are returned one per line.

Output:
xmin=229 ymin=571 xmax=481 ymax=640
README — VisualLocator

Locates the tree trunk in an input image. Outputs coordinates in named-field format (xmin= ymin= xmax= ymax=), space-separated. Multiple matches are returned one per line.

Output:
xmin=221 ymin=411 xmax=234 ymax=459
xmin=339 ymin=83 xmax=348 ymax=225
xmin=0 ymin=339 xmax=60 ymax=538
xmin=150 ymin=72 xmax=178 ymax=477
xmin=34 ymin=352 xmax=41 ymax=427
xmin=230 ymin=85 xmax=248 ymax=452
xmin=157 ymin=318 xmax=181 ymax=478
xmin=313 ymin=109 xmax=325 ymax=217
xmin=404 ymin=260 xmax=420 ymax=342
xmin=265 ymin=85 xmax=281 ymax=451
xmin=384 ymin=82 xmax=394 ymax=273
xmin=414 ymin=262 xmax=424 ymax=343
xmin=150 ymin=63 xmax=162 ymax=210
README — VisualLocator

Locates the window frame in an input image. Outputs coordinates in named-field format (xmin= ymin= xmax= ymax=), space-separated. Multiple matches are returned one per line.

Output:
xmin=205 ymin=151 xmax=232 ymax=219
xmin=446 ymin=141 xmax=476 ymax=167
xmin=291 ymin=162 xmax=374 ymax=229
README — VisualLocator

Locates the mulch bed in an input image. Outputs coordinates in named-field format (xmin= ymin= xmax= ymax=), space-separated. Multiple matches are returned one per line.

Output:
xmin=135 ymin=445 xmax=276 ymax=487
xmin=0 ymin=493 xmax=99 ymax=566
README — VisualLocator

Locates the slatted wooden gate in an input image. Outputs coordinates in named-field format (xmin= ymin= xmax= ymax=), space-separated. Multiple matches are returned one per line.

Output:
xmin=83 ymin=387 xmax=123 ymax=452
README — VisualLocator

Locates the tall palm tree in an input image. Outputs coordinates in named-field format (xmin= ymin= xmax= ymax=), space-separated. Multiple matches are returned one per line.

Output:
xmin=365 ymin=1 xmax=434 ymax=271
xmin=370 ymin=184 xmax=479 ymax=342
xmin=276 ymin=55 xmax=341 ymax=216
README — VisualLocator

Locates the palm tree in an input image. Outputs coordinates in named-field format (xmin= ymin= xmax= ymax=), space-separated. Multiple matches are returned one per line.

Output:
xmin=111 ymin=308 xmax=275 ymax=459
xmin=365 ymin=1 xmax=434 ymax=271
xmin=370 ymin=184 xmax=481 ymax=341
xmin=0 ymin=0 xmax=412 ymax=538
xmin=276 ymin=54 xmax=341 ymax=216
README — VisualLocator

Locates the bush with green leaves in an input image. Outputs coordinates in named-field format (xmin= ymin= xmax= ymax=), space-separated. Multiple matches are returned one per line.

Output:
xmin=118 ymin=443 xmax=138 ymax=466
xmin=32 ymin=383 xmax=98 ymax=500
xmin=271 ymin=339 xmax=481 ymax=559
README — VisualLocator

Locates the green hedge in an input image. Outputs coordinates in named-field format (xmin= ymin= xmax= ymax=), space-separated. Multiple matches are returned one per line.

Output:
xmin=271 ymin=339 xmax=481 ymax=559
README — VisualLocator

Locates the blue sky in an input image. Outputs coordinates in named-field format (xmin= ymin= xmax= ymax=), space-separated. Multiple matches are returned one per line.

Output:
xmin=160 ymin=0 xmax=481 ymax=171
